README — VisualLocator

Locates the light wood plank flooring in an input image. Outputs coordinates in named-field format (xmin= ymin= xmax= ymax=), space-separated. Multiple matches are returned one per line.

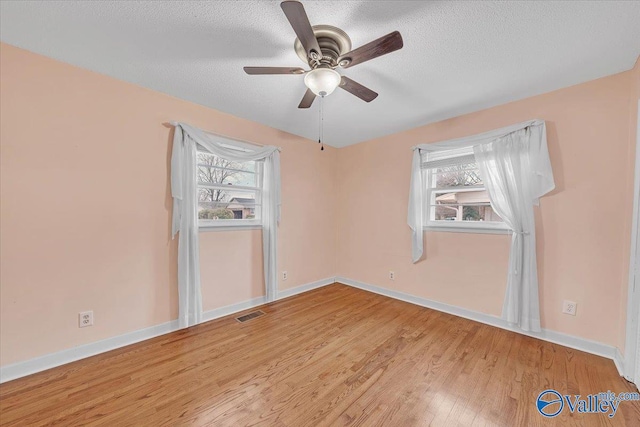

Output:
xmin=1 ymin=284 xmax=638 ymax=426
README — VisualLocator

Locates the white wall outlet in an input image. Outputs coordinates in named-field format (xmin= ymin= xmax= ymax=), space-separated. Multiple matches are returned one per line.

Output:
xmin=282 ymin=271 xmax=288 ymax=281
xmin=389 ymin=271 xmax=395 ymax=280
xmin=79 ymin=311 xmax=94 ymax=328
xmin=562 ymin=300 xmax=577 ymax=316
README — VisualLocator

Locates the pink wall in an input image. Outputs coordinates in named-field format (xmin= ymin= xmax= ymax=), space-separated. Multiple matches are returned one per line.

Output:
xmin=336 ymin=67 xmax=638 ymax=348
xmin=1 ymin=42 xmax=638 ymax=368
xmin=618 ymin=57 xmax=640 ymax=349
xmin=0 ymin=44 xmax=337 ymax=366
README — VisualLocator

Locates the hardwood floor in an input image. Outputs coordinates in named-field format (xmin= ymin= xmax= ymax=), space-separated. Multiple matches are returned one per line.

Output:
xmin=1 ymin=283 xmax=638 ymax=426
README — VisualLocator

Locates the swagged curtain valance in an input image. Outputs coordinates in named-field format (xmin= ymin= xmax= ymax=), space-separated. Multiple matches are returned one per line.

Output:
xmin=171 ymin=122 xmax=281 ymax=328
xmin=408 ymin=119 xmax=555 ymax=332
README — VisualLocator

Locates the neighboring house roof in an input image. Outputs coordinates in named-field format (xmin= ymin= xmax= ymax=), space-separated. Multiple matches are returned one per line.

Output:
xmin=435 ymin=189 xmax=491 ymax=204
xmin=229 ymin=197 xmax=255 ymax=206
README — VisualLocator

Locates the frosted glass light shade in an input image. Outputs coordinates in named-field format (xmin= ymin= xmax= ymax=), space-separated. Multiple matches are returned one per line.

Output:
xmin=304 ymin=68 xmax=341 ymax=97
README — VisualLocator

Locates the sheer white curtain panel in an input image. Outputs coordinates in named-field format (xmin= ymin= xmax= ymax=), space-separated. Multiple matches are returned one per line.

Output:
xmin=473 ymin=125 xmax=553 ymax=331
xmin=171 ymin=122 xmax=281 ymax=328
xmin=407 ymin=120 xmax=554 ymax=331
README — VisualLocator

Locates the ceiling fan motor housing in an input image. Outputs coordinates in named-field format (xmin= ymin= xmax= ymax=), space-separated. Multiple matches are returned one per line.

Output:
xmin=318 ymin=37 xmax=340 ymax=65
xmin=294 ymin=25 xmax=352 ymax=69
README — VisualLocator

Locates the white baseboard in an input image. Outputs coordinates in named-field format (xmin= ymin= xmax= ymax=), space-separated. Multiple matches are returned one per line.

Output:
xmin=336 ymin=276 xmax=624 ymax=375
xmin=614 ymin=347 xmax=626 ymax=379
xmin=0 ymin=277 xmax=336 ymax=384
xmin=200 ymin=276 xmax=335 ymax=323
xmin=3 ymin=276 xmax=621 ymax=384
xmin=277 ymin=277 xmax=336 ymax=299
xmin=0 ymin=319 xmax=180 ymax=384
xmin=201 ymin=296 xmax=268 ymax=323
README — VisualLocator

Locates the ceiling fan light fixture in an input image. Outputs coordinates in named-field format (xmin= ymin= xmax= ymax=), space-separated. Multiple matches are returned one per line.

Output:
xmin=245 ymin=1 xmax=403 ymax=108
xmin=304 ymin=68 xmax=341 ymax=97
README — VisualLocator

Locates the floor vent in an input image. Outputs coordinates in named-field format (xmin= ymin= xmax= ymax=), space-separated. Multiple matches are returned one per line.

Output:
xmin=235 ymin=310 xmax=265 ymax=323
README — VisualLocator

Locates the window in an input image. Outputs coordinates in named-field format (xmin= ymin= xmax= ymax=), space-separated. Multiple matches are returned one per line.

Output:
xmin=197 ymin=143 xmax=262 ymax=229
xmin=422 ymin=146 xmax=507 ymax=232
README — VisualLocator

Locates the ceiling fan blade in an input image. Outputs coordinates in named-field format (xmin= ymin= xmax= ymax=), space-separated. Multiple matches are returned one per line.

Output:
xmin=280 ymin=1 xmax=321 ymax=63
xmin=298 ymin=88 xmax=316 ymax=108
xmin=244 ymin=66 xmax=306 ymax=75
xmin=339 ymin=76 xmax=378 ymax=102
xmin=338 ymin=31 xmax=403 ymax=69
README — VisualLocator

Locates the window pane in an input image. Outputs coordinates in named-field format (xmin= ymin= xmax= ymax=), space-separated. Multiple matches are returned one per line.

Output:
xmin=196 ymin=151 xmax=257 ymax=187
xmin=433 ymin=163 xmax=483 ymax=187
xmin=430 ymin=188 xmax=503 ymax=223
xmin=198 ymin=189 xmax=259 ymax=220
xmin=433 ymin=204 xmax=502 ymax=222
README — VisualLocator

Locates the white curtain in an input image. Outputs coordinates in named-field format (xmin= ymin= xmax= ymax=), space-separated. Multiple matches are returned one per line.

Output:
xmin=408 ymin=148 xmax=425 ymax=262
xmin=408 ymin=119 xmax=546 ymax=263
xmin=474 ymin=124 xmax=553 ymax=332
xmin=171 ymin=122 xmax=281 ymax=328
xmin=407 ymin=120 xmax=554 ymax=331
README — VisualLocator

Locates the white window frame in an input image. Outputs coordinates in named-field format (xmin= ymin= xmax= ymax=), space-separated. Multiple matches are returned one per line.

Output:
xmin=422 ymin=147 xmax=510 ymax=235
xmin=196 ymin=141 xmax=263 ymax=232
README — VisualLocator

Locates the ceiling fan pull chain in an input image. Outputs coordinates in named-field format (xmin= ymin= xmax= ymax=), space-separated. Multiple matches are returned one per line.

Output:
xmin=318 ymin=95 xmax=321 ymax=145
xmin=319 ymin=96 xmax=324 ymax=151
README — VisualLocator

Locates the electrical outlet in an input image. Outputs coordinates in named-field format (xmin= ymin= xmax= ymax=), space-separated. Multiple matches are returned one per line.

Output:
xmin=562 ymin=300 xmax=577 ymax=316
xmin=282 ymin=271 xmax=288 ymax=281
xmin=389 ymin=271 xmax=395 ymax=280
xmin=79 ymin=311 xmax=93 ymax=328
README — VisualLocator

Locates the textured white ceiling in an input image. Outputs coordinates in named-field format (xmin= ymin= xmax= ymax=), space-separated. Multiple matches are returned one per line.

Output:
xmin=1 ymin=1 xmax=639 ymax=147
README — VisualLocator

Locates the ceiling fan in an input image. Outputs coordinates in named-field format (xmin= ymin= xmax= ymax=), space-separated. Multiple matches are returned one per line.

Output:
xmin=244 ymin=0 xmax=404 ymax=108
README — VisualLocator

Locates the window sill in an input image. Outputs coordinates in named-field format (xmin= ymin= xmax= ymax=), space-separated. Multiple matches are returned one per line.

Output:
xmin=423 ymin=225 xmax=511 ymax=235
xmin=199 ymin=224 xmax=262 ymax=232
